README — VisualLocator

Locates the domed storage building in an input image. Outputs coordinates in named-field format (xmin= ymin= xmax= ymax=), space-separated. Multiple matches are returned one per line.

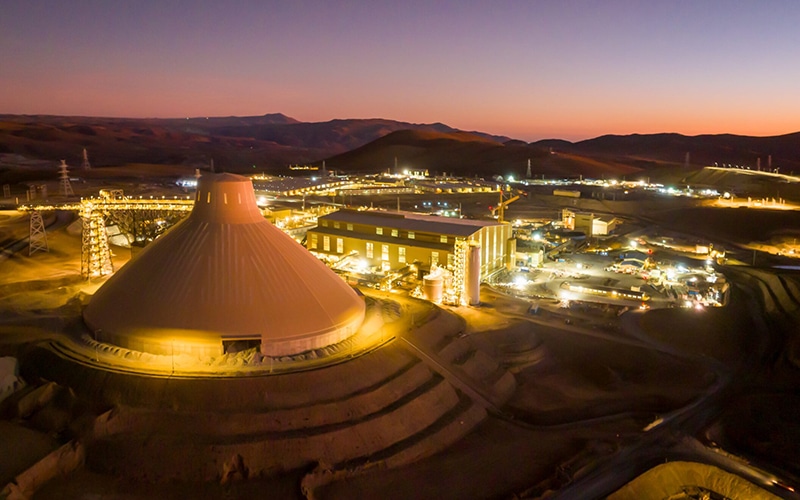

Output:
xmin=83 ymin=173 xmax=365 ymax=357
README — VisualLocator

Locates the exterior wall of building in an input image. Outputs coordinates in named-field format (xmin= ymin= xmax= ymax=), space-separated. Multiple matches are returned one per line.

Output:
xmin=309 ymin=231 xmax=450 ymax=269
xmin=592 ymin=218 xmax=617 ymax=235
xmin=564 ymin=209 xmax=617 ymax=236
xmin=574 ymin=213 xmax=595 ymax=236
xmin=553 ymin=189 xmax=581 ymax=198
xmin=307 ymin=213 xmax=512 ymax=279
xmin=592 ymin=219 xmax=607 ymax=236
xmin=562 ymin=208 xmax=575 ymax=229
xmin=516 ymin=248 xmax=544 ymax=267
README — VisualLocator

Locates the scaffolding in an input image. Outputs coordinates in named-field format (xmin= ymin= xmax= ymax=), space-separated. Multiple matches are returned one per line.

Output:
xmin=28 ymin=210 xmax=49 ymax=256
xmin=81 ymin=204 xmax=113 ymax=278
xmin=452 ymin=237 xmax=469 ymax=305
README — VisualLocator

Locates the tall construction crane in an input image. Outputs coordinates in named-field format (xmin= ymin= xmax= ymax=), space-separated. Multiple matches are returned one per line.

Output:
xmin=490 ymin=191 xmax=519 ymax=223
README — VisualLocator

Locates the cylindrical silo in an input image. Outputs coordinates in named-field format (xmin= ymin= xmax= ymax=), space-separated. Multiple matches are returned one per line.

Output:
xmin=465 ymin=242 xmax=481 ymax=305
xmin=422 ymin=274 xmax=444 ymax=304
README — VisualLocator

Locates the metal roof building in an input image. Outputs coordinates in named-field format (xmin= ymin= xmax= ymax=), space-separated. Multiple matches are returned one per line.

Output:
xmin=319 ymin=209 xmax=500 ymax=237
xmin=307 ymin=209 xmax=514 ymax=280
xmin=83 ymin=173 xmax=365 ymax=357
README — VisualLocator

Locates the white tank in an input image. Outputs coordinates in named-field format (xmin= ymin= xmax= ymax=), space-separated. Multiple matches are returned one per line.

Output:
xmin=465 ymin=243 xmax=481 ymax=305
xmin=422 ymin=274 xmax=444 ymax=304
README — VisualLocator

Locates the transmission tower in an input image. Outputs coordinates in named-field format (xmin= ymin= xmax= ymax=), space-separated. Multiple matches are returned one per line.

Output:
xmin=81 ymin=148 xmax=91 ymax=170
xmin=58 ymin=160 xmax=74 ymax=196
xmin=28 ymin=210 xmax=49 ymax=256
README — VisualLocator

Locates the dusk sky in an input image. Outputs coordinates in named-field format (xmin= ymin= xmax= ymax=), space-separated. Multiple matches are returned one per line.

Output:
xmin=2 ymin=1 xmax=799 ymax=141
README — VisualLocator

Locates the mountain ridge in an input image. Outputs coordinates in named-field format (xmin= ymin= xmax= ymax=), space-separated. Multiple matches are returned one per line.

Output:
xmin=1 ymin=113 xmax=799 ymax=179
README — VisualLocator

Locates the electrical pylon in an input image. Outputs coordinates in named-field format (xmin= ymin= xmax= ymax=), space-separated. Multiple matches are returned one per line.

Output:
xmin=28 ymin=210 xmax=49 ymax=256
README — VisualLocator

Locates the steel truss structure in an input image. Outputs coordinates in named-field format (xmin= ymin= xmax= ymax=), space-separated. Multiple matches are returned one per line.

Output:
xmin=452 ymin=237 xmax=469 ymax=306
xmin=58 ymin=160 xmax=74 ymax=197
xmin=21 ymin=193 xmax=194 ymax=279
xmin=28 ymin=210 xmax=49 ymax=256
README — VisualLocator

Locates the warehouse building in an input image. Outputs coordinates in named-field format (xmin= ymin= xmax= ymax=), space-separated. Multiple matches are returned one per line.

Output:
xmin=307 ymin=209 xmax=514 ymax=280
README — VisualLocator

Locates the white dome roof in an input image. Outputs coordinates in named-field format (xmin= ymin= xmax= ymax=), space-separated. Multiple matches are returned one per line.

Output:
xmin=83 ymin=173 xmax=364 ymax=357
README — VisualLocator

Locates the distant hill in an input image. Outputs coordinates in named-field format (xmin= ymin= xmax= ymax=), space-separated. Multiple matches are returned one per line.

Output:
xmin=324 ymin=129 xmax=643 ymax=178
xmin=0 ymin=114 xmax=509 ymax=173
xmin=1 ymin=113 xmax=799 ymax=181
xmin=535 ymin=132 xmax=800 ymax=174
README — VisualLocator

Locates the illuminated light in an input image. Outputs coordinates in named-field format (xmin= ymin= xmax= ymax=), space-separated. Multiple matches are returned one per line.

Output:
xmin=630 ymin=240 xmax=638 ymax=249
xmin=513 ymin=276 xmax=527 ymax=288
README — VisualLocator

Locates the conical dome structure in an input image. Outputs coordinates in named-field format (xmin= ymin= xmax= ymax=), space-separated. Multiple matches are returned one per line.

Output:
xmin=83 ymin=173 xmax=365 ymax=357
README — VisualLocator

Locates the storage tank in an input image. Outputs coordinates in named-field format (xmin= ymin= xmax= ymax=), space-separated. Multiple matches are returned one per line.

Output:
xmin=465 ymin=242 xmax=482 ymax=305
xmin=422 ymin=274 xmax=444 ymax=304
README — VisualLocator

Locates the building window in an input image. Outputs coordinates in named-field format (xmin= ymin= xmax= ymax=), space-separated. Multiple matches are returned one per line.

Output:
xmin=391 ymin=229 xmax=398 ymax=237
xmin=336 ymin=238 xmax=343 ymax=254
xmin=447 ymin=253 xmax=454 ymax=268
xmin=382 ymin=244 xmax=389 ymax=261
xmin=408 ymin=231 xmax=415 ymax=239
xmin=398 ymin=247 xmax=406 ymax=263
xmin=334 ymin=221 xmax=340 ymax=229
xmin=323 ymin=236 xmax=330 ymax=252
xmin=366 ymin=242 xmax=374 ymax=259
xmin=310 ymin=234 xmax=318 ymax=249
xmin=321 ymin=220 xmax=328 ymax=227
xmin=347 ymin=223 xmax=353 ymax=231
xmin=376 ymin=227 xmax=383 ymax=235
xmin=440 ymin=235 xmax=448 ymax=243
xmin=431 ymin=251 xmax=439 ymax=266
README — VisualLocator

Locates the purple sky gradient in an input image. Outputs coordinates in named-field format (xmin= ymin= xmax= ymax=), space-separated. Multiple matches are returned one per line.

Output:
xmin=2 ymin=1 xmax=799 ymax=141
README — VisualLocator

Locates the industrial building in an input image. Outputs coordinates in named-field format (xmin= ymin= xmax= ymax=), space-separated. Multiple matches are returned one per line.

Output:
xmin=306 ymin=209 xmax=514 ymax=304
xmin=307 ymin=209 xmax=513 ymax=276
xmin=83 ymin=173 xmax=366 ymax=358
xmin=561 ymin=208 xmax=618 ymax=236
